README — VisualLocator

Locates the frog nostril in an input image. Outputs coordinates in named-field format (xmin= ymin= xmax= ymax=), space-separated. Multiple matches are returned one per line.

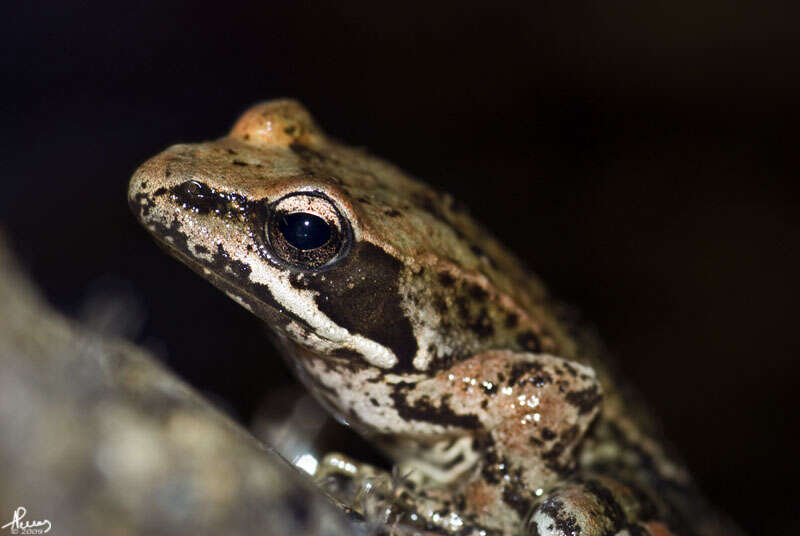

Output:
xmin=278 ymin=212 xmax=331 ymax=251
xmin=182 ymin=180 xmax=204 ymax=198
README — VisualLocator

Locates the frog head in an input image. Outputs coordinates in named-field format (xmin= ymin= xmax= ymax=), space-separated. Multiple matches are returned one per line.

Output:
xmin=129 ymin=99 xmax=575 ymax=397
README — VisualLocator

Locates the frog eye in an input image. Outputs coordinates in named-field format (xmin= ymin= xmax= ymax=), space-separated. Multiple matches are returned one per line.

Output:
xmin=266 ymin=192 xmax=350 ymax=270
xmin=278 ymin=212 xmax=331 ymax=250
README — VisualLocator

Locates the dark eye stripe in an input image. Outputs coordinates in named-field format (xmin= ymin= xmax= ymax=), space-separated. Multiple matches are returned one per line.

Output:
xmin=169 ymin=180 xmax=248 ymax=216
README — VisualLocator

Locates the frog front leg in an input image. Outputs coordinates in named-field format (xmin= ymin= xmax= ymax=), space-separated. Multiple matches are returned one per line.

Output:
xmin=337 ymin=350 xmax=602 ymax=534
xmin=413 ymin=350 xmax=602 ymax=531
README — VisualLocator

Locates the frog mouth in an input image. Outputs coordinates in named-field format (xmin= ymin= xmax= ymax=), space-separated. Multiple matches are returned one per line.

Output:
xmin=151 ymin=231 xmax=383 ymax=369
xmin=147 ymin=229 xmax=314 ymax=337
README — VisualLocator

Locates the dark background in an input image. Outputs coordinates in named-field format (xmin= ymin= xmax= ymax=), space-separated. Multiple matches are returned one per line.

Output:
xmin=2 ymin=2 xmax=797 ymax=533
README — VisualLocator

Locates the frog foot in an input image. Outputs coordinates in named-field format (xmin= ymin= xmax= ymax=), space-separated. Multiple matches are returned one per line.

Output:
xmin=316 ymin=452 xmax=499 ymax=535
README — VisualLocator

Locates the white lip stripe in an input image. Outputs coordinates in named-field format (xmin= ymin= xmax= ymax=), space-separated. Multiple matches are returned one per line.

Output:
xmin=246 ymin=252 xmax=398 ymax=369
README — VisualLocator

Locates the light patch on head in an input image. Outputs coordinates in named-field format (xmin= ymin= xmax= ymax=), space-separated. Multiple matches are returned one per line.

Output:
xmin=397 ymin=270 xmax=456 ymax=371
xmin=411 ymin=324 xmax=456 ymax=371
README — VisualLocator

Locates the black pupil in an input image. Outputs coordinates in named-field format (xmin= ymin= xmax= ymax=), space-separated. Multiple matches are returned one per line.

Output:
xmin=278 ymin=212 xmax=331 ymax=250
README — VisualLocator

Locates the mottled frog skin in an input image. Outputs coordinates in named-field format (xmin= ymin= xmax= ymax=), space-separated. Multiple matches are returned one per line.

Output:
xmin=129 ymin=100 xmax=743 ymax=536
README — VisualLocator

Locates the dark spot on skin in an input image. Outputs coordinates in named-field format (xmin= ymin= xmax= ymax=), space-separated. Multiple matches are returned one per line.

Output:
xmin=454 ymin=296 xmax=470 ymax=319
xmin=329 ymin=348 xmax=364 ymax=360
xmin=357 ymin=197 xmax=371 ymax=205
xmin=284 ymin=126 xmax=296 ymax=135
xmin=583 ymin=478 xmax=626 ymax=531
xmin=479 ymin=447 xmax=503 ymax=485
xmin=291 ymin=242 xmax=419 ymax=372
xmin=390 ymin=385 xmax=481 ymax=429
xmin=533 ymin=498 xmax=582 ymax=536
xmin=194 ymin=244 xmax=209 ymax=255
xmin=290 ymin=143 xmax=327 ymax=162
xmin=507 ymin=361 xmax=543 ymax=387
xmin=566 ymin=385 xmax=602 ymax=415
xmin=481 ymin=399 xmax=489 ymax=409
xmin=482 ymin=382 xmax=497 ymax=395
xmin=517 ymin=331 xmax=542 ymax=353
xmin=502 ymin=484 xmax=532 ymax=520
xmin=243 ymin=133 xmax=250 ymax=140
xmin=327 ymin=348 xmax=371 ymax=373
xmin=541 ymin=428 xmax=556 ymax=441
xmin=226 ymin=148 xmax=237 ymax=155
xmin=153 ymin=187 xmax=168 ymax=197
xmin=542 ymin=425 xmax=580 ymax=473
xmin=433 ymin=297 xmax=449 ymax=316
xmin=131 ymin=192 xmax=155 ymax=217
xmin=431 ymin=351 xmax=461 ymax=372
xmin=164 ymin=169 xmax=171 ymax=177
xmin=438 ymin=272 xmax=455 ymax=287
xmin=213 ymin=243 xmax=252 ymax=279
xmin=370 ymin=398 xmax=379 ymax=407
xmin=519 ymin=371 xmax=552 ymax=388
xmin=468 ymin=244 xmax=499 ymax=269
xmin=469 ymin=244 xmax=486 ymax=258
xmin=384 ymin=209 xmax=402 ymax=217
xmin=467 ymin=283 xmax=488 ymax=301
xmin=415 ymin=191 xmax=451 ymax=227
xmin=232 ymin=160 xmax=248 ymax=166
xmin=468 ymin=308 xmax=495 ymax=338
xmin=140 ymin=181 xmax=147 ymax=188
xmin=505 ymin=313 xmax=519 ymax=329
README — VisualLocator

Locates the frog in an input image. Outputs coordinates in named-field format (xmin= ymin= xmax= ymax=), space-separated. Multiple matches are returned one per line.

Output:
xmin=128 ymin=99 xmax=744 ymax=536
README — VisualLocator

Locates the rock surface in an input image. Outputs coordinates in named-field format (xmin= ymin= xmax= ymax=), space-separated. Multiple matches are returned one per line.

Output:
xmin=0 ymin=232 xmax=361 ymax=535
